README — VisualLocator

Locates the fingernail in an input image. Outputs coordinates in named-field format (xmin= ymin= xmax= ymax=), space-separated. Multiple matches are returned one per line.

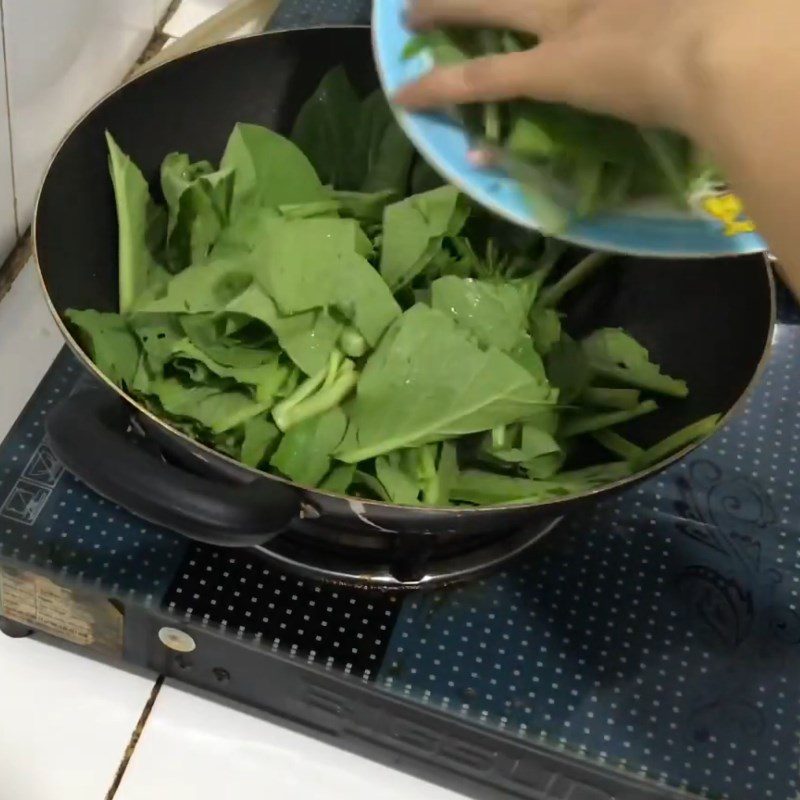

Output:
xmin=467 ymin=149 xmax=497 ymax=168
xmin=402 ymin=0 xmax=422 ymax=29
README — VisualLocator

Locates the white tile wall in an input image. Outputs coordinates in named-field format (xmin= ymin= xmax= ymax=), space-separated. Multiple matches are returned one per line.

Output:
xmin=0 ymin=23 xmax=15 ymax=257
xmin=1 ymin=0 xmax=160 ymax=231
xmin=0 ymin=263 xmax=62 ymax=441
xmin=153 ymin=0 xmax=174 ymax=28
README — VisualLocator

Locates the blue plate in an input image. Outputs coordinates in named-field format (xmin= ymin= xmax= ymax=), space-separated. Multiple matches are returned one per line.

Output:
xmin=372 ymin=0 xmax=767 ymax=258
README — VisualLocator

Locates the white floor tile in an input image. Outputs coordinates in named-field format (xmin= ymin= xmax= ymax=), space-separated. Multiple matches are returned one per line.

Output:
xmin=116 ymin=682 xmax=465 ymax=800
xmin=0 ymin=262 xmax=62 ymax=442
xmin=0 ymin=634 xmax=156 ymax=800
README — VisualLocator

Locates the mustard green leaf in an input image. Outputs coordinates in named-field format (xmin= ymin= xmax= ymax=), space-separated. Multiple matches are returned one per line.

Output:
xmin=431 ymin=276 xmax=528 ymax=351
xmin=380 ymin=186 xmax=467 ymax=291
xmin=145 ymin=378 xmax=272 ymax=434
xmin=240 ymin=415 xmax=280 ymax=468
xmin=581 ymin=328 xmax=689 ymax=398
xmin=106 ymin=133 xmax=167 ymax=313
xmin=66 ymin=309 xmax=143 ymax=389
xmin=320 ymin=463 xmax=357 ymax=495
xmin=160 ymin=152 xmax=234 ymax=272
xmin=249 ymin=217 xmax=400 ymax=346
xmin=270 ymin=407 xmax=347 ymax=486
xmin=336 ymin=304 xmax=556 ymax=463
xmin=221 ymin=123 xmax=328 ymax=215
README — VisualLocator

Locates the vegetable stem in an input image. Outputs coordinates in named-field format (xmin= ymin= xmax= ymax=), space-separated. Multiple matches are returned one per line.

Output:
xmin=636 ymin=414 xmax=721 ymax=468
xmin=560 ymin=400 xmax=658 ymax=438
xmin=582 ymin=387 xmax=641 ymax=410
xmin=418 ymin=444 xmax=442 ymax=505
xmin=538 ymin=252 xmax=611 ymax=309
xmin=491 ymin=425 xmax=509 ymax=450
xmin=339 ymin=327 xmax=368 ymax=358
xmin=273 ymin=351 xmax=358 ymax=431
xmin=591 ymin=429 xmax=645 ymax=462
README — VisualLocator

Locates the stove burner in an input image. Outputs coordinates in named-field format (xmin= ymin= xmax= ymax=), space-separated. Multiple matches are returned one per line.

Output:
xmin=253 ymin=519 xmax=562 ymax=589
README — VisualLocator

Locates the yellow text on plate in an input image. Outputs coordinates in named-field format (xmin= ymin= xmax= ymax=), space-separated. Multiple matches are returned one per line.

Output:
xmin=701 ymin=192 xmax=757 ymax=237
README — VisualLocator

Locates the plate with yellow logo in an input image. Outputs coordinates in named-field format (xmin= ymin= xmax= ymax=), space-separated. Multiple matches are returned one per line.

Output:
xmin=373 ymin=0 xmax=768 ymax=258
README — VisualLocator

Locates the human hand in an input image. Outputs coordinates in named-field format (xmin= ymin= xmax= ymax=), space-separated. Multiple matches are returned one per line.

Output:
xmin=396 ymin=0 xmax=800 ymax=294
xmin=395 ymin=0 xmax=726 ymax=138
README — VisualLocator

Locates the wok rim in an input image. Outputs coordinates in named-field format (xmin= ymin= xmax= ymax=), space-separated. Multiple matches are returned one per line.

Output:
xmin=32 ymin=26 xmax=778 ymax=518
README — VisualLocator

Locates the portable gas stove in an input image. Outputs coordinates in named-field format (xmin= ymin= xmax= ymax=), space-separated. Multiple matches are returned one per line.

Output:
xmin=2 ymin=4 xmax=800 ymax=799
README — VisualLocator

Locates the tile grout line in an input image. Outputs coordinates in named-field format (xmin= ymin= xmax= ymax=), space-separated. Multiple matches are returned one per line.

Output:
xmin=105 ymin=674 xmax=165 ymax=800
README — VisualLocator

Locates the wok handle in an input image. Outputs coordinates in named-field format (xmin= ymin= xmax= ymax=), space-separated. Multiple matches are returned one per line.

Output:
xmin=46 ymin=388 xmax=300 ymax=547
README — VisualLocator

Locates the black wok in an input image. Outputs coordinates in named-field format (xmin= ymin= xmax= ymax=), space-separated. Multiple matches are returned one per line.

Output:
xmin=34 ymin=27 xmax=774 ymax=552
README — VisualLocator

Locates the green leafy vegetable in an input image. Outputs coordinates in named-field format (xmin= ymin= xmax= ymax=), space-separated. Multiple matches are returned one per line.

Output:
xmin=431 ymin=276 xmax=528 ymax=351
xmin=221 ymin=123 xmax=328 ymax=215
xmin=66 ymin=68 xmax=719 ymax=508
xmin=335 ymin=304 xmax=556 ymax=462
xmin=451 ymin=461 xmax=633 ymax=505
xmin=292 ymin=67 xmax=415 ymax=196
xmin=537 ymin=252 xmax=611 ymax=309
xmin=529 ymin=307 xmax=561 ymax=356
xmin=560 ymin=400 xmax=658 ymax=438
xmin=240 ymin=416 xmax=280 ymax=468
xmin=636 ymin=414 xmax=721 ymax=468
xmin=270 ymin=407 xmax=347 ymax=486
xmin=272 ymin=351 xmax=358 ymax=432
xmin=591 ymin=429 xmax=645 ymax=462
xmin=248 ymin=217 xmax=400 ymax=345
xmin=67 ymin=309 xmax=143 ymax=388
xmin=106 ymin=133 xmax=167 ymax=313
xmin=581 ymin=328 xmax=689 ymax=398
xmin=320 ymin=463 xmax=357 ymax=494
xmin=581 ymin=387 xmax=642 ymax=410
xmin=403 ymin=32 xmax=721 ymax=223
xmin=374 ymin=443 xmax=458 ymax=506
xmin=160 ymin=153 xmax=234 ymax=272
xmin=380 ymin=186 xmax=468 ymax=290
xmin=290 ymin=66 xmax=364 ymax=190
xmin=147 ymin=378 xmax=271 ymax=434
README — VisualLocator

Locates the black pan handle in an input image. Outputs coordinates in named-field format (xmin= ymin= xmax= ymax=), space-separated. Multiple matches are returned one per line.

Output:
xmin=46 ymin=388 xmax=300 ymax=547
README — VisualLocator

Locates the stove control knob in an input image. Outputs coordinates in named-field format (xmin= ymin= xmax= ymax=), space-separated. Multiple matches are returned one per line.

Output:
xmin=158 ymin=627 xmax=196 ymax=653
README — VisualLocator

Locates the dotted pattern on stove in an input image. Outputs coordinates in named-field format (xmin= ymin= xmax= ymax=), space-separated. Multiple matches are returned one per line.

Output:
xmin=380 ymin=306 xmax=800 ymax=800
xmin=164 ymin=543 xmax=400 ymax=679
xmin=0 ymin=350 xmax=187 ymax=604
